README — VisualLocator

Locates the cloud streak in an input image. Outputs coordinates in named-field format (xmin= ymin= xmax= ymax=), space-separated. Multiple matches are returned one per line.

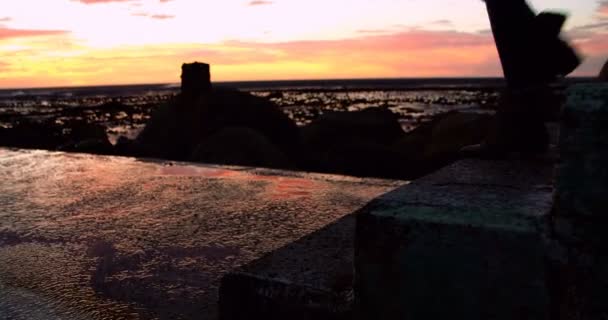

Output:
xmin=0 ymin=27 xmax=68 ymax=40
xmin=131 ymin=12 xmax=175 ymax=19
xmin=247 ymin=1 xmax=273 ymax=6
xmin=73 ymin=0 xmax=136 ymax=4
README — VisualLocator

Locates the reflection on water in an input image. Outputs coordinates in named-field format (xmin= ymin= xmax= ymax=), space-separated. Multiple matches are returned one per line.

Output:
xmin=253 ymin=90 xmax=498 ymax=128
xmin=0 ymin=149 xmax=404 ymax=319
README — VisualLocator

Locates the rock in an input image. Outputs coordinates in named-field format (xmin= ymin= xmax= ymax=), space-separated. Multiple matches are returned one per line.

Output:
xmin=190 ymin=127 xmax=291 ymax=169
xmin=600 ymin=60 xmax=608 ymax=81
xmin=298 ymin=108 xmax=410 ymax=178
xmin=315 ymin=140 xmax=412 ymax=179
xmin=58 ymin=122 xmax=114 ymax=155
xmin=0 ymin=119 xmax=65 ymax=150
xmin=204 ymin=89 xmax=301 ymax=159
xmin=424 ymin=112 xmax=492 ymax=158
xmin=181 ymin=62 xmax=211 ymax=96
xmin=391 ymin=112 xmax=492 ymax=178
xmin=135 ymin=98 xmax=191 ymax=159
xmin=136 ymin=63 xmax=300 ymax=163
xmin=137 ymin=87 xmax=300 ymax=163
xmin=59 ymin=139 xmax=114 ymax=155
xmin=114 ymin=136 xmax=138 ymax=156
xmin=301 ymin=108 xmax=405 ymax=151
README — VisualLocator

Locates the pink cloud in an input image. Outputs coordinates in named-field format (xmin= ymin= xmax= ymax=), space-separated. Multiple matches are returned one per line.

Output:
xmin=184 ymin=29 xmax=500 ymax=77
xmin=0 ymin=27 xmax=68 ymax=40
xmin=131 ymin=12 xmax=175 ymax=19
xmin=248 ymin=1 xmax=273 ymax=6
xmin=150 ymin=14 xmax=175 ymax=19
xmin=0 ymin=17 xmax=11 ymax=22
xmin=73 ymin=0 xmax=136 ymax=4
xmin=244 ymin=30 xmax=494 ymax=55
xmin=599 ymin=1 xmax=608 ymax=15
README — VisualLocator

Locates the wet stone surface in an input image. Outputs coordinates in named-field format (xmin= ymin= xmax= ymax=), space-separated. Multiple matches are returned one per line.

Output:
xmin=0 ymin=148 xmax=404 ymax=320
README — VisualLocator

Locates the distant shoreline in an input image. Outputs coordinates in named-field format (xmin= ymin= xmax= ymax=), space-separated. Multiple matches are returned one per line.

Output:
xmin=0 ymin=77 xmax=597 ymax=95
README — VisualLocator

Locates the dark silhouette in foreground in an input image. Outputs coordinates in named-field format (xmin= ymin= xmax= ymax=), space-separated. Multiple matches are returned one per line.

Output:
xmin=130 ymin=62 xmax=302 ymax=168
xmin=118 ymin=62 xmax=495 ymax=179
xmin=462 ymin=0 xmax=581 ymax=158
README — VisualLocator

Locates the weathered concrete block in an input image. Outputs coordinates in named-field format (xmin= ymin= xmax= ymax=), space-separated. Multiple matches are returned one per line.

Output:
xmin=219 ymin=215 xmax=361 ymax=320
xmin=354 ymin=159 xmax=554 ymax=320
xmin=550 ymin=84 xmax=608 ymax=319
xmin=555 ymin=84 xmax=608 ymax=220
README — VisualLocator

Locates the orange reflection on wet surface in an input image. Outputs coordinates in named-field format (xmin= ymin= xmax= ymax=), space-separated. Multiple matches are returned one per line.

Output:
xmin=0 ymin=148 xmax=405 ymax=319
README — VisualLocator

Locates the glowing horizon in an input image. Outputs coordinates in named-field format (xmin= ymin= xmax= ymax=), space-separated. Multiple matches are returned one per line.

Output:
xmin=0 ymin=0 xmax=606 ymax=88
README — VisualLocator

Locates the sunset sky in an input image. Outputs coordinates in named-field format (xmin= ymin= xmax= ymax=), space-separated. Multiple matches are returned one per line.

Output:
xmin=1 ymin=0 xmax=607 ymax=88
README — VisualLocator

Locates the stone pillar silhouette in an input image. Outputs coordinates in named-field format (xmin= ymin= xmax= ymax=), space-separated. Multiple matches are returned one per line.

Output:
xmin=551 ymin=83 xmax=608 ymax=319
xmin=181 ymin=62 xmax=211 ymax=95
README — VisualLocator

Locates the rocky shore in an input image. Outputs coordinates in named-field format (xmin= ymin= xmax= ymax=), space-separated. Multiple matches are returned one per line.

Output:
xmin=0 ymin=62 xmax=576 ymax=180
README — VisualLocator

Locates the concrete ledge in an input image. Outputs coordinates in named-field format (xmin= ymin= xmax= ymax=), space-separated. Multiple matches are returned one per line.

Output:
xmin=354 ymin=159 xmax=554 ymax=320
xmin=218 ymin=215 xmax=357 ymax=320
xmin=0 ymin=148 xmax=403 ymax=319
xmin=551 ymin=83 xmax=608 ymax=319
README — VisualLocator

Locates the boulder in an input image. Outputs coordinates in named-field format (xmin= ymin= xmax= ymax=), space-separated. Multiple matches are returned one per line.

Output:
xmin=391 ymin=112 xmax=492 ymax=178
xmin=301 ymin=107 xmax=405 ymax=151
xmin=137 ymin=88 xmax=301 ymax=162
xmin=424 ymin=112 xmax=492 ymax=158
xmin=135 ymin=98 xmax=197 ymax=160
xmin=0 ymin=119 xmax=65 ymax=150
xmin=204 ymin=89 xmax=301 ymax=158
xmin=137 ymin=63 xmax=301 ymax=163
xmin=600 ymin=60 xmax=608 ymax=81
xmin=190 ymin=127 xmax=292 ymax=169
xmin=59 ymin=122 xmax=114 ymax=155
xmin=315 ymin=140 xmax=413 ymax=179
xmin=59 ymin=139 xmax=114 ymax=155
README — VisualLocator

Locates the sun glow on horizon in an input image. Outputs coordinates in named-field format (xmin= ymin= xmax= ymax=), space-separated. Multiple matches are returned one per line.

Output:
xmin=0 ymin=0 xmax=606 ymax=88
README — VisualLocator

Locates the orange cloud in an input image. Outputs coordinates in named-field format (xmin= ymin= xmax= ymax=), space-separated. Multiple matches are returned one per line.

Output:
xmin=0 ymin=27 xmax=68 ymax=40
xmin=0 ymin=29 xmax=505 ymax=87
xmin=150 ymin=14 xmax=174 ymax=19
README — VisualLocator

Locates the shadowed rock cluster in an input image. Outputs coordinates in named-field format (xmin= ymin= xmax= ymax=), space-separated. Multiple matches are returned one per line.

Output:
xmin=112 ymin=62 xmax=492 ymax=180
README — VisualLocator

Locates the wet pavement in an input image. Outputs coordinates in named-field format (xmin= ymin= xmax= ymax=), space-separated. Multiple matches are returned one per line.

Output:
xmin=0 ymin=148 xmax=404 ymax=320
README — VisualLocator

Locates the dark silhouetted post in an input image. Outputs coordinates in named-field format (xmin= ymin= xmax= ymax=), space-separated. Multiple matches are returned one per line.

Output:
xmin=462 ymin=0 xmax=580 ymax=157
xmin=181 ymin=62 xmax=212 ymax=95
xmin=484 ymin=0 xmax=579 ymax=89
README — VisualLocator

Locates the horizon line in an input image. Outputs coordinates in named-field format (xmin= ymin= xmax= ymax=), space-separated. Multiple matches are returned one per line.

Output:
xmin=0 ymin=76 xmax=597 ymax=91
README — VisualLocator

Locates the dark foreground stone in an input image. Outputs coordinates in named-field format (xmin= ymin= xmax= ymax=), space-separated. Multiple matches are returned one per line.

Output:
xmin=550 ymin=84 xmax=608 ymax=319
xmin=219 ymin=215 xmax=356 ymax=320
xmin=354 ymin=159 xmax=554 ymax=320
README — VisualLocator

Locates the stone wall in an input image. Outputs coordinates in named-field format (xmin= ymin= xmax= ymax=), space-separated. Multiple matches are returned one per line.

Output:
xmin=550 ymin=83 xmax=608 ymax=319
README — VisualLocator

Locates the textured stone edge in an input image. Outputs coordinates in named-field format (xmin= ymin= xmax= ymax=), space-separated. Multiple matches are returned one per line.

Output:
xmin=218 ymin=272 xmax=351 ymax=320
xmin=354 ymin=206 xmax=553 ymax=320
